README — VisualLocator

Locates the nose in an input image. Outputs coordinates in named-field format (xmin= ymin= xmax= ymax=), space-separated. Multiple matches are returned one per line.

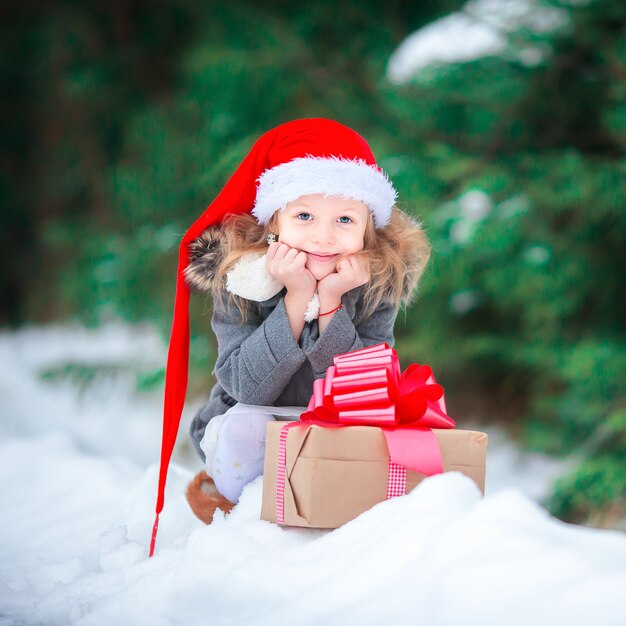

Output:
xmin=312 ymin=221 xmax=335 ymax=246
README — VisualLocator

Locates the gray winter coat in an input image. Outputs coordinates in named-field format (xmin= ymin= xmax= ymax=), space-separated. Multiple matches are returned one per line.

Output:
xmin=189 ymin=284 xmax=397 ymax=461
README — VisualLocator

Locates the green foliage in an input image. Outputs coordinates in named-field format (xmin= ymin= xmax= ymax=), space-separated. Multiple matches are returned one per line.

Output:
xmin=390 ymin=0 xmax=626 ymax=525
xmin=135 ymin=367 xmax=166 ymax=393
xmin=39 ymin=362 xmax=122 ymax=393
xmin=551 ymin=455 xmax=626 ymax=521
xmin=549 ymin=406 xmax=626 ymax=523
xmin=3 ymin=0 xmax=625 ymax=526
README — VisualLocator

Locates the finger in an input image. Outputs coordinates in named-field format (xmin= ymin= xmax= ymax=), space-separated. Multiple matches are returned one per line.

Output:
xmin=348 ymin=253 xmax=365 ymax=268
xmin=283 ymin=247 xmax=300 ymax=263
xmin=274 ymin=243 xmax=292 ymax=261
xmin=266 ymin=241 xmax=281 ymax=260
xmin=337 ymin=258 xmax=352 ymax=273
xmin=289 ymin=249 xmax=307 ymax=267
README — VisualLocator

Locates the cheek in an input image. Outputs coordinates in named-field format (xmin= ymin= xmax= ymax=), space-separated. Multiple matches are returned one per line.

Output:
xmin=348 ymin=232 xmax=366 ymax=254
xmin=275 ymin=228 xmax=301 ymax=249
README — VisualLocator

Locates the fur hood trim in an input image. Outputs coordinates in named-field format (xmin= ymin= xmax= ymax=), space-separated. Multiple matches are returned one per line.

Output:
xmin=184 ymin=227 xmax=225 ymax=294
xmin=225 ymin=253 xmax=284 ymax=302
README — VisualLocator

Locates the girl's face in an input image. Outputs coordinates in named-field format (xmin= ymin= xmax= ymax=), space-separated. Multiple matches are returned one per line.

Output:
xmin=275 ymin=194 xmax=370 ymax=281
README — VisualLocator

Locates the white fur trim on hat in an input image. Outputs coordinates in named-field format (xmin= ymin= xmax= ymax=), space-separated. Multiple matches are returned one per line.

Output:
xmin=252 ymin=156 xmax=397 ymax=228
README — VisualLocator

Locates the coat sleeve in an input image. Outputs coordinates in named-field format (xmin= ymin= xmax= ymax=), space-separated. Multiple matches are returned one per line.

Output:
xmin=211 ymin=293 xmax=307 ymax=405
xmin=304 ymin=296 xmax=398 ymax=377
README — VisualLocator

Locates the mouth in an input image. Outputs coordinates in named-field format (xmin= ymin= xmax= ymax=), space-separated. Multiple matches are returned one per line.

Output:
xmin=306 ymin=252 xmax=338 ymax=263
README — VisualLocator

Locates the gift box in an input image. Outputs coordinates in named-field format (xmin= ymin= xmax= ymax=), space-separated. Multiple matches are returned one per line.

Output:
xmin=260 ymin=343 xmax=488 ymax=528
xmin=261 ymin=422 xmax=488 ymax=528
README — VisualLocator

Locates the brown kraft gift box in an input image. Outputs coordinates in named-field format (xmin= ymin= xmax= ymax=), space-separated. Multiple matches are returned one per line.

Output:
xmin=261 ymin=422 xmax=488 ymax=528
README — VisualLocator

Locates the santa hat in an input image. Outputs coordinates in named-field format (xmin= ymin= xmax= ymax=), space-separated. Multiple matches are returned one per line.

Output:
xmin=149 ymin=118 xmax=397 ymax=556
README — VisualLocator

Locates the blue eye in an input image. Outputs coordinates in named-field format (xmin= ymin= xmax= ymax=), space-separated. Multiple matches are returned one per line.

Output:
xmin=338 ymin=216 xmax=353 ymax=224
xmin=297 ymin=212 xmax=313 ymax=221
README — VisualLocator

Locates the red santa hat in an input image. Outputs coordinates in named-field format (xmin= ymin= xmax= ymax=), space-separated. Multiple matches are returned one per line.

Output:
xmin=149 ymin=118 xmax=397 ymax=555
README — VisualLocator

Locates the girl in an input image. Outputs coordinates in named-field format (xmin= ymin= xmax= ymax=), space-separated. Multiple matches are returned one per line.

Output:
xmin=150 ymin=118 xmax=430 ymax=546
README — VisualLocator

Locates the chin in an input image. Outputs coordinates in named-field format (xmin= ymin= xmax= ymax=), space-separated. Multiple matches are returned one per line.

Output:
xmin=308 ymin=264 xmax=336 ymax=281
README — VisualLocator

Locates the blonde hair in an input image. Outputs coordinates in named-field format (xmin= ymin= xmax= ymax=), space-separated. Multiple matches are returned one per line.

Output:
xmin=210 ymin=206 xmax=431 ymax=321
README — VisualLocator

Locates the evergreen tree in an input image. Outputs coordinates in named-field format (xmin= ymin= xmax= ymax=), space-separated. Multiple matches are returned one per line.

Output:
xmin=2 ymin=0 xmax=624 ymax=525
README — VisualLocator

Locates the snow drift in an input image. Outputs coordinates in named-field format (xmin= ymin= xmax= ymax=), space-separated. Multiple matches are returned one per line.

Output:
xmin=1 ymin=324 xmax=624 ymax=626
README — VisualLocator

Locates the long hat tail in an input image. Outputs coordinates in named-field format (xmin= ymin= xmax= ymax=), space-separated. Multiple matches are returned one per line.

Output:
xmin=149 ymin=128 xmax=279 ymax=556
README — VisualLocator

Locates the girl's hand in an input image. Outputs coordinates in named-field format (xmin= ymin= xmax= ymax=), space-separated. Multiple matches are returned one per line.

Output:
xmin=317 ymin=253 xmax=370 ymax=301
xmin=266 ymin=242 xmax=317 ymax=298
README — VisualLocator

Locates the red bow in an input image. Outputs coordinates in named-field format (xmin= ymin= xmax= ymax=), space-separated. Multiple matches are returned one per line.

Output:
xmin=301 ymin=343 xmax=455 ymax=430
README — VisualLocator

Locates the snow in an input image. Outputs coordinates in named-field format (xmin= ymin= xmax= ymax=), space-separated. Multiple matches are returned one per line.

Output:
xmin=1 ymin=322 xmax=625 ymax=626
xmin=386 ymin=0 xmax=574 ymax=83
xmin=0 ymin=322 xmax=170 ymax=465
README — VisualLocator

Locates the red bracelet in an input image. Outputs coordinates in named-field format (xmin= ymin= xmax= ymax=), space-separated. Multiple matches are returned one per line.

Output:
xmin=318 ymin=304 xmax=343 ymax=317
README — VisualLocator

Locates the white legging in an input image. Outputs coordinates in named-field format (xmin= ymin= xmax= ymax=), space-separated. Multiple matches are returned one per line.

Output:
xmin=199 ymin=403 xmax=304 ymax=503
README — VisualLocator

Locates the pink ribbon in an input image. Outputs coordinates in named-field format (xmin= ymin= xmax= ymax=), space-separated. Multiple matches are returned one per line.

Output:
xmin=276 ymin=422 xmax=296 ymax=525
xmin=274 ymin=344 xmax=456 ymax=523
xmin=302 ymin=344 xmax=454 ymax=431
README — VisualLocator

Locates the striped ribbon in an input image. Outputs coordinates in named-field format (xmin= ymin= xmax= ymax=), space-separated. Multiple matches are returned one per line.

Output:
xmin=276 ymin=425 xmax=290 ymax=525
xmin=386 ymin=460 xmax=407 ymax=499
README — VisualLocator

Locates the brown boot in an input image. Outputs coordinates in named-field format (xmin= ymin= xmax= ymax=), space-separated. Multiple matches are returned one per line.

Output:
xmin=185 ymin=470 xmax=235 ymax=524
